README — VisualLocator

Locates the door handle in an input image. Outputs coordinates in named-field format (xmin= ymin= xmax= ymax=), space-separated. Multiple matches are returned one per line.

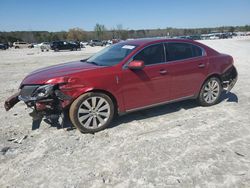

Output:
xmin=159 ymin=69 xmax=167 ymax=74
xmin=198 ymin=63 xmax=205 ymax=68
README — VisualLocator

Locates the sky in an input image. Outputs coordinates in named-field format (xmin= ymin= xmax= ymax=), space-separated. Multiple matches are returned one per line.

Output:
xmin=0 ymin=0 xmax=250 ymax=31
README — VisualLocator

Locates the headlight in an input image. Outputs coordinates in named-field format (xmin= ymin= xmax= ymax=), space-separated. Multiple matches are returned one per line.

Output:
xmin=32 ymin=85 xmax=54 ymax=99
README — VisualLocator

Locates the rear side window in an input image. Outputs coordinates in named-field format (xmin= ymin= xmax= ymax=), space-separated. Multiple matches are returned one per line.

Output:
xmin=192 ymin=45 xmax=203 ymax=57
xmin=133 ymin=43 xmax=165 ymax=65
xmin=166 ymin=43 xmax=203 ymax=61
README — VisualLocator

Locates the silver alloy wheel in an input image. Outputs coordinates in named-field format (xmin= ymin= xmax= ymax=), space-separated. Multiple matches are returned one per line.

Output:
xmin=77 ymin=96 xmax=111 ymax=129
xmin=203 ymin=80 xmax=220 ymax=104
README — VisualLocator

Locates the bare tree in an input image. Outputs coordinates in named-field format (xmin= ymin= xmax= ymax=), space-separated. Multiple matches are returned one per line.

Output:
xmin=67 ymin=28 xmax=87 ymax=41
xmin=94 ymin=24 xmax=106 ymax=40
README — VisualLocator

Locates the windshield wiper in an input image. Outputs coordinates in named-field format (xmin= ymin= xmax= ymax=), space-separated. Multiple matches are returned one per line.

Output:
xmin=80 ymin=59 xmax=88 ymax=62
xmin=86 ymin=61 xmax=102 ymax=66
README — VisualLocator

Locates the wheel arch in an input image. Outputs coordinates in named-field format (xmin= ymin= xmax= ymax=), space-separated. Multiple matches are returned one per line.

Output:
xmin=197 ymin=73 xmax=222 ymax=97
xmin=83 ymin=89 xmax=119 ymax=114
xmin=205 ymin=73 xmax=222 ymax=82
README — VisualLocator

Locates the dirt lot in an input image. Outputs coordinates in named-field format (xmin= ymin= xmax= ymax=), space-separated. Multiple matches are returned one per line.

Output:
xmin=0 ymin=38 xmax=250 ymax=188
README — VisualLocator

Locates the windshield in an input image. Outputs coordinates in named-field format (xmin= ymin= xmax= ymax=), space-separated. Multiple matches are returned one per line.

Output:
xmin=86 ymin=43 xmax=137 ymax=66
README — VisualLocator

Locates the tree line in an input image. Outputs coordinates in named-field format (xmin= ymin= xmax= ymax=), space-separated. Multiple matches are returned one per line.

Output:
xmin=1 ymin=24 xmax=250 ymax=43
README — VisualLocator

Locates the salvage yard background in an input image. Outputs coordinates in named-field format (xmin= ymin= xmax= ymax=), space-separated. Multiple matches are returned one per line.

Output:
xmin=0 ymin=37 xmax=250 ymax=187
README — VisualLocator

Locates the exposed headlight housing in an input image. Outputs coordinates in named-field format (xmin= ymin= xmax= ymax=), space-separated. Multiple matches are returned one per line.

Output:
xmin=32 ymin=85 xmax=54 ymax=99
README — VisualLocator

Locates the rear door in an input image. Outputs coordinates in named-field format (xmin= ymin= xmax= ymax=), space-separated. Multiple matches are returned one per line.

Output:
xmin=121 ymin=43 xmax=171 ymax=110
xmin=164 ymin=42 xmax=208 ymax=99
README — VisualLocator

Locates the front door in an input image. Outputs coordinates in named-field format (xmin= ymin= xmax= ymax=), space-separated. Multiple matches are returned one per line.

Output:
xmin=121 ymin=43 xmax=171 ymax=111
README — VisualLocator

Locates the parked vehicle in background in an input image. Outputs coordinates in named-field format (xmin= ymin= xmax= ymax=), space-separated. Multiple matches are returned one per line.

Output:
xmin=219 ymin=33 xmax=232 ymax=39
xmin=13 ymin=42 xmax=33 ymax=49
xmin=189 ymin=35 xmax=201 ymax=40
xmin=209 ymin=34 xmax=220 ymax=40
xmin=107 ymin=40 xmax=113 ymax=45
xmin=89 ymin=40 xmax=103 ymax=47
xmin=102 ymin=40 xmax=108 ymax=46
xmin=69 ymin=41 xmax=81 ymax=49
xmin=80 ymin=41 xmax=88 ymax=48
xmin=0 ymin=43 xmax=7 ymax=50
xmin=40 ymin=42 xmax=51 ymax=52
xmin=176 ymin=36 xmax=192 ymax=40
xmin=50 ymin=41 xmax=80 ymax=51
xmin=5 ymin=38 xmax=238 ymax=133
xmin=112 ymin=39 xmax=121 ymax=44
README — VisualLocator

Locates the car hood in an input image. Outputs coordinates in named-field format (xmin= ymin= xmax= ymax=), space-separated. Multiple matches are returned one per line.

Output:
xmin=21 ymin=60 xmax=101 ymax=85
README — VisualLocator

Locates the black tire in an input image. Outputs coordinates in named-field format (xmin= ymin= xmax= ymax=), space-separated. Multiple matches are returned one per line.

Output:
xmin=15 ymin=46 xmax=19 ymax=49
xmin=198 ymin=77 xmax=222 ymax=106
xmin=54 ymin=48 xmax=59 ymax=52
xmin=69 ymin=92 xmax=115 ymax=133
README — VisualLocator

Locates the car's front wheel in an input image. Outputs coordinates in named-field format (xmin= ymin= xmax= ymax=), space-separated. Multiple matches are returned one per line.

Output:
xmin=69 ymin=92 xmax=114 ymax=133
xmin=198 ymin=77 xmax=222 ymax=106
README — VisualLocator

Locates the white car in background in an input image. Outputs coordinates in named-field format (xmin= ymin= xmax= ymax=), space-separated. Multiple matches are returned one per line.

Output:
xmin=39 ymin=42 xmax=51 ymax=52
xmin=80 ymin=41 xmax=87 ymax=48
xmin=13 ymin=42 xmax=33 ymax=49
xmin=209 ymin=34 xmax=220 ymax=40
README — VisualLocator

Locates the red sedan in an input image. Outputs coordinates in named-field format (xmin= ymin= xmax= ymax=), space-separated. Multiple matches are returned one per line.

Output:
xmin=5 ymin=39 xmax=237 ymax=133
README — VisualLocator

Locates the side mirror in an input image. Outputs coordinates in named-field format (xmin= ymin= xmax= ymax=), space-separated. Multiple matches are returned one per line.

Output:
xmin=128 ymin=60 xmax=145 ymax=70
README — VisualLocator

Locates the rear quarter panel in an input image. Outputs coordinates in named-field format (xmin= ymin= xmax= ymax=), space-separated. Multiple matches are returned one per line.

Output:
xmin=207 ymin=54 xmax=233 ymax=77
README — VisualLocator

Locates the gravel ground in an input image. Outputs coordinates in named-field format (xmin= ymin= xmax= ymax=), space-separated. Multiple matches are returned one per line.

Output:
xmin=0 ymin=39 xmax=250 ymax=188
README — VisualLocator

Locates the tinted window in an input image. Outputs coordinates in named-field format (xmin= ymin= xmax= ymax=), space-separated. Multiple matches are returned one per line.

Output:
xmin=133 ymin=43 xmax=165 ymax=65
xmin=166 ymin=43 xmax=203 ymax=61
xmin=192 ymin=45 xmax=203 ymax=57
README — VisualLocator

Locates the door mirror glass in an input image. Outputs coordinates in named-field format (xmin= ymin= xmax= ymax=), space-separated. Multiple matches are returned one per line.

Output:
xmin=128 ymin=60 xmax=145 ymax=70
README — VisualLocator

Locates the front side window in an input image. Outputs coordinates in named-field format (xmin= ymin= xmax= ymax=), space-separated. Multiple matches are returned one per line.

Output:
xmin=133 ymin=43 xmax=165 ymax=65
xmin=166 ymin=43 xmax=203 ymax=61
xmin=86 ymin=43 xmax=137 ymax=66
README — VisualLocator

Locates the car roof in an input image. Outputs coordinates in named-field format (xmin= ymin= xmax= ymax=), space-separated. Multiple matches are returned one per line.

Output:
xmin=119 ymin=38 xmax=219 ymax=56
xmin=121 ymin=38 xmax=201 ymax=46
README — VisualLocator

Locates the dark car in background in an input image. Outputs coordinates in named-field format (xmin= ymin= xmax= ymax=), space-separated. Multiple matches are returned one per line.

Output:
xmin=50 ymin=41 xmax=80 ymax=51
xmin=0 ymin=43 xmax=8 ymax=50
xmin=69 ymin=41 xmax=81 ymax=49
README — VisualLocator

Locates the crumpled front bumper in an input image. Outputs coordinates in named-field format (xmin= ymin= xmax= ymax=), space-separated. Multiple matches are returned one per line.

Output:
xmin=4 ymin=91 xmax=20 ymax=111
xmin=4 ymin=85 xmax=72 ymax=112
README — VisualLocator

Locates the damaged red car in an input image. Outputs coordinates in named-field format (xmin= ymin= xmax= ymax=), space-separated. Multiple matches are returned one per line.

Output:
xmin=5 ymin=39 xmax=238 ymax=133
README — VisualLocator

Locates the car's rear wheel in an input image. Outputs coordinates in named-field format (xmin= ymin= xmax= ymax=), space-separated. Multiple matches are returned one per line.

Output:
xmin=69 ymin=92 xmax=114 ymax=133
xmin=198 ymin=77 xmax=222 ymax=106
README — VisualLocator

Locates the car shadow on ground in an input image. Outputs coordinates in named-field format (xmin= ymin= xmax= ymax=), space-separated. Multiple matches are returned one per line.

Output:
xmin=109 ymin=91 xmax=238 ymax=129
xmin=220 ymin=91 xmax=238 ymax=103
xmin=30 ymin=91 xmax=238 ymax=132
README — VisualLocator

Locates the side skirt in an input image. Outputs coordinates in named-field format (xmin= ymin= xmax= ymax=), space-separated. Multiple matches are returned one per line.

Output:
xmin=119 ymin=95 xmax=196 ymax=116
